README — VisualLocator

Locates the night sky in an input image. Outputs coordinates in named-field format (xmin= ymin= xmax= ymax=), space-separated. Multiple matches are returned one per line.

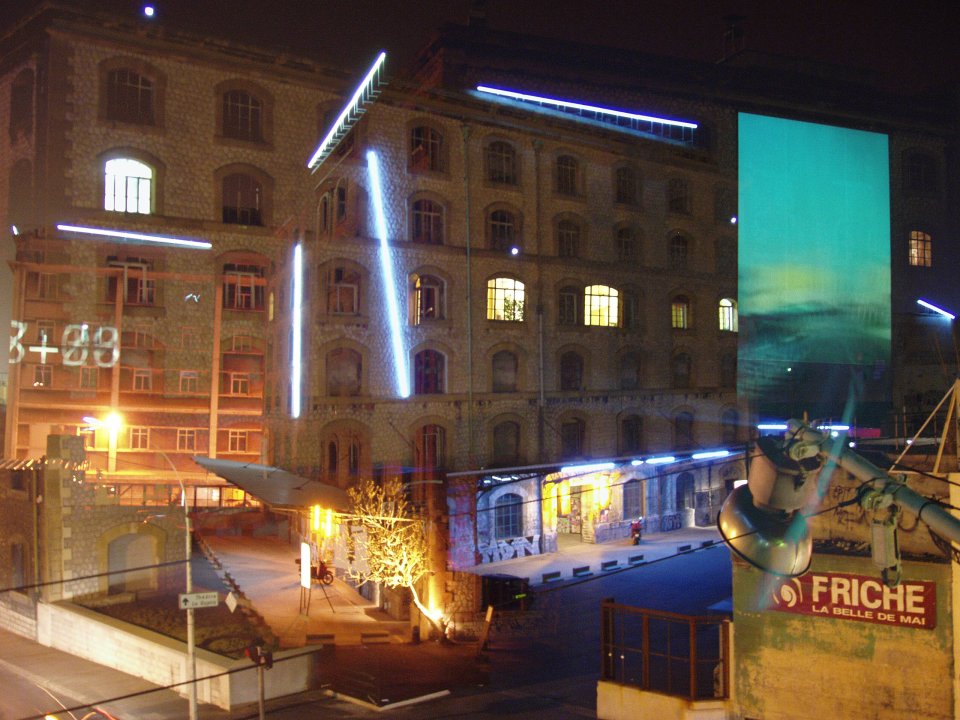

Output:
xmin=2 ymin=0 xmax=958 ymax=95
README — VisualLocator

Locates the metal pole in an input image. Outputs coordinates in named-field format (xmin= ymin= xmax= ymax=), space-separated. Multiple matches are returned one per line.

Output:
xmin=185 ymin=498 xmax=198 ymax=720
xmin=257 ymin=664 xmax=265 ymax=720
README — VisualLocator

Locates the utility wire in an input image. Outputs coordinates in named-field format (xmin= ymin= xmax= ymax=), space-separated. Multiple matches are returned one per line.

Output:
xmin=0 ymin=559 xmax=188 ymax=596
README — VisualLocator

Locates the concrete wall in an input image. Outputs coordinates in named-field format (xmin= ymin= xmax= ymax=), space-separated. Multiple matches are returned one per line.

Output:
xmin=597 ymin=682 xmax=730 ymax=720
xmin=36 ymin=601 xmax=313 ymax=710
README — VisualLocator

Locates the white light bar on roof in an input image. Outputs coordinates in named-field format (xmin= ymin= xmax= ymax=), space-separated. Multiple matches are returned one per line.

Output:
xmin=645 ymin=455 xmax=677 ymax=465
xmin=307 ymin=52 xmax=386 ymax=170
xmin=57 ymin=224 xmax=211 ymax=249
xmin=476 ymin=85 xmax=698 ymax=129
xmin=757 ymin=423 xmax=788 ymax=431
xmin=917 ymin=298 xmax=956 ymax=320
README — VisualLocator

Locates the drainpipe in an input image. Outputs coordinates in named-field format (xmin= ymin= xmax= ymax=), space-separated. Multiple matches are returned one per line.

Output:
xmin=462 ymin=125 xmax=475 ymax=463
xmin=532 ymin=139 xmax=545 ymax=462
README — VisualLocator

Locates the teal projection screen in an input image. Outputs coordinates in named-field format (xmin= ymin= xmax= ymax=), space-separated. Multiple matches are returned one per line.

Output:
xmin=738 ymin=113 xmax=891 ymax=421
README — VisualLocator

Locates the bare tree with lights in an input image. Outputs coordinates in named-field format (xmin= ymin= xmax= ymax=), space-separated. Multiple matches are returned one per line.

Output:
xmin=346 ymin=477 xmax=442 ymax=635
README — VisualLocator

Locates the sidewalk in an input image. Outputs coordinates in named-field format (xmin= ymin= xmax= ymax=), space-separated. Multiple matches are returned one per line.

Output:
xmin=471 ymin=526 xmax=724 ymax=587
xmin=202 ymin=535 xmax=410 ymax=648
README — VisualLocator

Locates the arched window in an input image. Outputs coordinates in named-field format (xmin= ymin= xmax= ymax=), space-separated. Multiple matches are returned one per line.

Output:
xmin=556 ymin=155 xmax=579 ymax=196
xmin=327 ymin=348 xmax=362 ymax=397
xmin=619 ymin=351 xmax=641 ymax=390
xmin=617 ymin=226 xmax=639 ymax=263
xmin=327 ymin=266 xmax=361 ymax=315
xmin=222 ymin=261 xmax=266 ymax=310
xmin=615 ymin=166 xmax=638 ymax=205
xmin=104 ymin=158 xmax=153 ymax=214
xmin=488 ymin=209 xmax=519 ymax=251
xmin=495 ymin=493 xmax=523 ymax=538
xmin=721 ymin=408 xmax=739 ymax=444
xmin=584 ymin=285 xmax=619 ymax=327
xmin=410 ymin=125 xmax=444 ymax=172
xmin=411 ymin=198 xmax=444 ymax=244
xmin=106 ymin=68 xmax=154 ymax=125
xmin=670 ymin=233 xmax=690 ymax=269
xmin=222 ymin=173 xmax=263 ymax=225
xmin=486 ymin=140 xmax=518 ymax=185
xmin=908 ymin=231 xmax=932 ymax=267
xmin=9 ymin=69 xmax=34 ymax=140
xmin=492 ymin=350 xmax=518 ymax=392
xmin=623 ymin=479 xmax=642 ymax=519
xmin=672 ymin=353 xmax=692 ymax=389
xmin=671 ymin=295 xmax=690 ymax=329
xmin=560 ymin=417 xmax=585 ymax=458
xmin=411 ymin=273 xmax=445 ymax=323
xmin=674 ymin=412 xmax=694 ymax=449
xmin=668 ymin=178 xmax=690 ymax=214
xmin=492 ymin=420 xmax=520 ymax=466
xmin=620 ymin=414 xmax=643 ymax=454
xmin=560 ymin=351 xmax=584 ymax=391
xmin=558 ymin=286 xmax=582 ymax=326
xmin=718 ymin=298 xmax=738 ymax=332
xmin=222 ymin=89 xmax=263 ymax=141
xmin=416 ymin=424 xmax=445 ymax=470
xmin=904 ymin=152 xmax=938 ymax=197
xmin=720 ymin=352 xmax=737 ymax=389
xmin=487 ymin=277 xmax=525 ymax=321
xmin=414 ymin=349 xmax=445 ymax=394
xmin=557 ymin=218 xmax=581 ymax=258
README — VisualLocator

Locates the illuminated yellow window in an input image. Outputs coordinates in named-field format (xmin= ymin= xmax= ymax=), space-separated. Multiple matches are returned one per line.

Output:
xmin=718 ymin=298 xmax=738 ymax=332
xmin=584 ymin=285 xmax=619 ymax=327
xmin=908 ymin=230 xmax=932 ymax=267
xmin=671 ymin=296 xmax=689 ymax=329
xmin=487 ymin=277 xmax=525 ymax=321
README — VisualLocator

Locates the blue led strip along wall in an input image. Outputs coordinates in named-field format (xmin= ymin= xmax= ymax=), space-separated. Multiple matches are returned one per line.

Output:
xmin=367 ymin=150 xmax=410 ymax=398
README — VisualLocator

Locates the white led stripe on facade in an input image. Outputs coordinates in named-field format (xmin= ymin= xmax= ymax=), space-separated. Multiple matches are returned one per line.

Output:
xmin=366 ymin=150 xmax=410 ymax=398
xmin=476 ymin=85 xmax=698 ymax=129
xmin=291 ymin=243 xmax=303 ymax=418
xmin=56 ymin=224 xmax=212 ymax=249
xmin=307 ymin=52 xmax=386 ymax=170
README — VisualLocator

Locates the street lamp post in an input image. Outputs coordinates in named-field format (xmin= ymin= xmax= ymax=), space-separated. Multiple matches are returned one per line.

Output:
xmin=85 ymin=414 xmax=198 ymax=720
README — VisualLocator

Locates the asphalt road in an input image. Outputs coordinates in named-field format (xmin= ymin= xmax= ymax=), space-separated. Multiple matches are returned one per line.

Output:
xmin=0 ymin=662 xmax=81 ymax=720
xmin=256 ymin=544 xmax=732 ymax=719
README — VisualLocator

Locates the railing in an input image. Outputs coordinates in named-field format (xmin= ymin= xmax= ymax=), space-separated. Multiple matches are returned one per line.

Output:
xmin=600 ymin=601 xmax=729 ymax=701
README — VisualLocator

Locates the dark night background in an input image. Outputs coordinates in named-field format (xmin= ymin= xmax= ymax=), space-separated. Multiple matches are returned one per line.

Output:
xmin=2 ymin=0 xmax=959 ymax=95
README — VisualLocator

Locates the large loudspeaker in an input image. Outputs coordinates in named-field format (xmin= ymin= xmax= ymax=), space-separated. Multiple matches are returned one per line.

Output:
xmin=717 ymin=435 xmax=821 ymax=577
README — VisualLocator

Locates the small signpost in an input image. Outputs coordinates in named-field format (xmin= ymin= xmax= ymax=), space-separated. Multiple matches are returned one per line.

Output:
xmin=179 ymin=591 xmax=219 ymax=610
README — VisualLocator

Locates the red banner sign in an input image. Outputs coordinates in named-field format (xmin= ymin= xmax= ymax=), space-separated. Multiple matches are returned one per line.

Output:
xmin=769 ymin=572 xmax=936 ymax=629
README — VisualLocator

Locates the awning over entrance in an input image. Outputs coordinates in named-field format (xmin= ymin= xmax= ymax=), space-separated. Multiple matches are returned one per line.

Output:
xmin=193 ymin=457 xmax=351 ymax=511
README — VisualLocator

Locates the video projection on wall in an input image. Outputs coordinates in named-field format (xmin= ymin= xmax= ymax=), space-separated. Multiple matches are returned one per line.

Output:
xmin=738 ymin=113 xmax=891 ymax=422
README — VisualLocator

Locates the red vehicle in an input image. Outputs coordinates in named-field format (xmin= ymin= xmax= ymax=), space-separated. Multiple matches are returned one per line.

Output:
xmin=630 ymin=517 xmax=644 ymax=545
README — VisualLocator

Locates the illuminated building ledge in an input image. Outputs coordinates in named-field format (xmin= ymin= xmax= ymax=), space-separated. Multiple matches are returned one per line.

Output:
xmin=475 ymin=85 xmax=697 ymax=144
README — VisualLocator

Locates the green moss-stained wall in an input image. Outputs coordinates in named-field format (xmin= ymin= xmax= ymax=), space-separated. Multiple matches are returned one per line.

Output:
xmin=733 ymin=554 xmax=954 ymax=720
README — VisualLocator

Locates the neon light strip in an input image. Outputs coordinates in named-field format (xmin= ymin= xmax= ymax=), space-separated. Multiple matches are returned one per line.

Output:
xmin=645 ymin=455 xmax=677 ymax=465
xmin=307 ymin=52 xmax=386 ymax=170
xmin=367 ymin=150 xmax=410 ymax=398
xmin=917 ymin=299 xmax=956 ymax=320
xmin=56 ymin=224 xmax=211 ymax=249
xmin=560 ymin=462 xmax=616 ymax=474
xmin=476 ymin=85 xmax=698 ymax=129
xmin=757 ymin=423 xmax=788 ymax=431
xmin=291 ymin=243 xmax=303 ymax=418
xmin=692 ymin=449 xmax=731 ymax=460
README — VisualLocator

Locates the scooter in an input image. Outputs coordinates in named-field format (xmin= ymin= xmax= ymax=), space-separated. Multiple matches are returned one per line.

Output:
xmin=630 ymin=517 xmax=643 ymax=545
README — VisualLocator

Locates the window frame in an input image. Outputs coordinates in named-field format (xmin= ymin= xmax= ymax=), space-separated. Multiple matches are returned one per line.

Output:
xmin=584 ymin=285 xmax=620 ymax=327
xmin=409 ymin=124 xmax=445 ymax=173
xmin=556 ymin=154 xmax=580 ymax=196
xmin=718 ymin=298 xmax=739 ymax=332
xmin=614 ymin=166 xmax=639 ymax=205
xmin=487 ymin=277 xmax=526 ymax=322
xmin=671 ymin=296 xmax=690 ymax=330
xmin=494 ymin=493 xmax=523 ymax=539
xmin=414 ymin=348 xmax=446 ymax=395
xmin=411 ymin=197 xmax=445 ymax=245
xmin=485 ymin=140 xmax=519 ymax=185
xmin=411 ymin=273 xmax=446 ymax=324
xmin=908 ymin=230 xmax=932 ymax=267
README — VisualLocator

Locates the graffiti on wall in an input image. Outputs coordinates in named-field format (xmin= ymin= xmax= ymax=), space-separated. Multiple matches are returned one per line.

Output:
xmin=479 ymin=534 xmax=541 ymax=563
